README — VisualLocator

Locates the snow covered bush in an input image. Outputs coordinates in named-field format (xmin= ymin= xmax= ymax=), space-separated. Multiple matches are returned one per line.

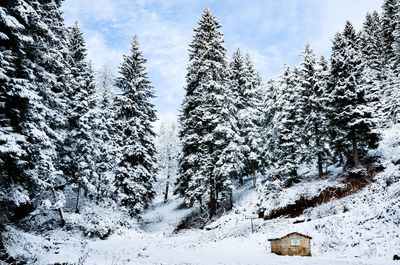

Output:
xmin=65 ymin=202 xmax=131 ymax=239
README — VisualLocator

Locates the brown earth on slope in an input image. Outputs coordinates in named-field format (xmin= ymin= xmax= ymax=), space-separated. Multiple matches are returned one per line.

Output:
xmin=264 ymin=171 xmax=374 ymax=220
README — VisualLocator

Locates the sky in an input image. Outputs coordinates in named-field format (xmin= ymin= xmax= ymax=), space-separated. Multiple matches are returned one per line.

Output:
xmin=62 ymin=0 xmax=383 ymax=126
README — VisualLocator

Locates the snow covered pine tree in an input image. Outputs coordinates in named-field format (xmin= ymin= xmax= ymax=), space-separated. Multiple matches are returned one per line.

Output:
xmin=0 ymin=0 xmax=69 ymax=227
xmin=228 ymin=49 xmax=264 ymax=184
xmin=328 ymin=21 xmax=380 ymax=168
xmin=177 ymin=9 xmax=241 ymax=216
xmin=114 ymin=36 xmax=157 ymax=217
xmin=62 ymin=22 xmax=97 ymax=213
xmin=270 ymin=66 xmax=303 ymax=179
xmin=298 ymin=44 xmax=331 ymax=178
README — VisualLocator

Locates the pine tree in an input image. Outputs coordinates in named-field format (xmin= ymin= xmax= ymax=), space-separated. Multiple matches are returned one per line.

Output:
xmin=261 ymin=79 xmax=279 ymax=169
xmin=359 ymin=11 xmax=385 ymax=125
xmin=177 ymin=9 xmax=238 ymax=216
xmin=212 ymin=87 xmax=242 ymax=211
xmin=228 ymin=49 xmax=263 ymax=184
xmin=271 ymin=66 xmax=302 ymax=178
xmin=155 ymin=122 xmax=181 ymax=203
xmin=381 ymin=68 xmax=400 ymax=124
xmin=62 ymin=22 xmax=97 ymax=213
xmin=297 ymin=43 xmax=316 ymax=164
xmin=114 ymin=36 xmax=157 ymax=217
xmin=381 ymin=0 xmax=399 ymax=66
xmin=386 ymin=0 xmax=400 ymax=123
xmin=329 ymin=21 xmax=380 ymax=167
xmin=0 ymin=0 xmax=68 ymax=225
xmin=312 ymin=56 xmax=331 ymax=173
xmin=360 ymin=12 xmax=384 ymax=72
xmin=242 ymin=54 xmax=264 ymax=176
xmin=0 ymin=0 xmax=33 ymax=222
xmin=394 ymin=0 xmax=400 ymax=71
xmin=30 ymin=0 xmax=70 ymax=225
xmin=92 ymin=65 xmax=117 ymax=200
xmin=328 ymin=32 xmax=347 ymax=164
xmin=298 ymin=44 xmax=331 ymax=177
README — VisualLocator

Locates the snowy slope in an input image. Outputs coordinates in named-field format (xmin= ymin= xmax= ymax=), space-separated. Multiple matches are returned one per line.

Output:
xmin=205 ymin=124 xmax=400 ymax=256
xmin=3 ymin=125 xmax=399 ymax=265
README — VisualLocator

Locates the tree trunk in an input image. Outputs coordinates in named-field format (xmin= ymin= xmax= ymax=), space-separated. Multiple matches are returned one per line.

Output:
xmin=75 ymin=183 xmax=81 ymax=214
xmin=96 ymin=173 xmax=101 ymax=202
xmin=228 ymin=190 xmax=233 ymax=211
xmin=164 ymin=180 xmax=170 ymax=203
xmin=208 ymin=189 xmax=216 ymax=219
xmin=164 ymin=157 xmax=171 ymax=203
xmin=315 ymin=123 xmax=324 ymax=178
xmin=317 ymin=152 xmax=324 ymax=178
xmin=198 ymin=197 xmax=203 ymax=213
xmin=352 ymin=137 xmax=361 ymax=167
xmin=239 ymin=176 xmax=244 ymax=186
xmin=51 ymin=187 xmax=66 ymax=227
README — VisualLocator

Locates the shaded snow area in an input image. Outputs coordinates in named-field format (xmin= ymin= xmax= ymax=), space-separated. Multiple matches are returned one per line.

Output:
xmin=4 ymin=126 xmax=400 ymax=265
xmin=139 ymin=196 xmax=194 ymax=233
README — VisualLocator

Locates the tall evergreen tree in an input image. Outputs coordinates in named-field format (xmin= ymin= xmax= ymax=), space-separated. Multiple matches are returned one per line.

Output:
xmin=155 ymin=122 xmax=181 ymax=203
xmin=228 ymin=49 xmax=263 ymax=183
xmin=114 ymin=36 xmax=157 ymax=217
xmin=92 ymin=65 xmax=118 ymax=200
xmin=62 ymin=22 xmax=97 ymax=213
xmin=261 ymin=79 xmax=279 ymax=169
xmin=381 ymin=68 xmax=400 ymax=124
xmin=242 ymin=53 xmax=264 ymax=176
xmin=0 ymin=0 xmax=68 ymax=225
xmin=360 ymin=12 xmax=384 ymax=72
xmin=359 ymin=11 xmax=385 ymax=125
xmin=394 ymin=0 xmax=400 ymax=71
xmin=0 ymin=0 xmax=34 ymax=223
xmin=271 ymin=66 xmax=302 ymax=178
xmin=329 ymin=22 xmax=380 ymax=167
xmin=30 ymin=0 xmax=69 ymax=225
xmin=312 ymin=56 xmax=331 ymax=173
xmin=298 ymin=44 xmax=330 ymax=177
xmin=297 ymin=43 xmax=316 ymax=164
xmin=381 ymin=0 xmax=399 ymax=66
xmin=385 ymin=0 xmax=400 ymax=123
xmin=177 ymin=9 xmax=237 ymax=216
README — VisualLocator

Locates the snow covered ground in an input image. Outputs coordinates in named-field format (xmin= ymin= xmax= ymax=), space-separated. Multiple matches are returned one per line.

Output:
xmin=4 ymin=125 xmax=400 ymax=265
xmin=7 ymin=188 xmax=398 ymax=265
xmin=10 ymin=194 xmax=396 ymax=265
xmin=38 ymin=229 xmax=398 ymax=265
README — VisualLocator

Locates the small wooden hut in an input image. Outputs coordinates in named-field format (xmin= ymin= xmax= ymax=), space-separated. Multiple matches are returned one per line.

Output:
xmin=268 ymin=232 xmax=312 ymax=256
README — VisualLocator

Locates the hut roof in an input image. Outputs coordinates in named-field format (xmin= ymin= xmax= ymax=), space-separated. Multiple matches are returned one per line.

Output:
xmin=268 ymin=232 xmax=312 ymax=241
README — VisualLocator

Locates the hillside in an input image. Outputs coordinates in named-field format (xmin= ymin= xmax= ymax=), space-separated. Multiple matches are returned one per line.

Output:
xmin=3 ymin=124 xmax=399 ymax=265
xmin=2 ymin=1 xmax=400 ymax=264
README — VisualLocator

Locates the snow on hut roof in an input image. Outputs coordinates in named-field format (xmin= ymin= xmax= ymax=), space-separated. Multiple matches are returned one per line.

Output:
xmin=268 ymin=232 xmax=312 ymax=241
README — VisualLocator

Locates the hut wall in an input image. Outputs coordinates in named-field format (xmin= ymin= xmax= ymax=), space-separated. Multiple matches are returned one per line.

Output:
xmin=269 ymin=234 xmax=311 ymax=256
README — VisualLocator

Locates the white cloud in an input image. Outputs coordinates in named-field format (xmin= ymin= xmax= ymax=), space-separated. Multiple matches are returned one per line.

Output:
xmin=133 ymin=12 xmax=190 ymax=107
xmin=62 ymin=0 xmax=191 ymax=116
xmin=62 ymin=0 xmax=117 ymax=24
xmin=62 ymin=0 xmax=384 ymax=122
xmin=84 ymin=31 xmax=123 ymax=70
xmin=307 ymin=0 xmax=383 ymax=57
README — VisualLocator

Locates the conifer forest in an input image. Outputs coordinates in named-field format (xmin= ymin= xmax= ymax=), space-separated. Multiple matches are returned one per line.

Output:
xmin=0 ymin=0 xmax=399 ymax=264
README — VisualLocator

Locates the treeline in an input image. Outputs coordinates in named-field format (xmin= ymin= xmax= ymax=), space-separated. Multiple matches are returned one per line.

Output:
xmin=1 ymin=0 xmax=399 ymax=230
xmin=0 ymin=0 xmax=157 ymax=229
xmin=177 ymin=2 xmax=399 ymax=217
